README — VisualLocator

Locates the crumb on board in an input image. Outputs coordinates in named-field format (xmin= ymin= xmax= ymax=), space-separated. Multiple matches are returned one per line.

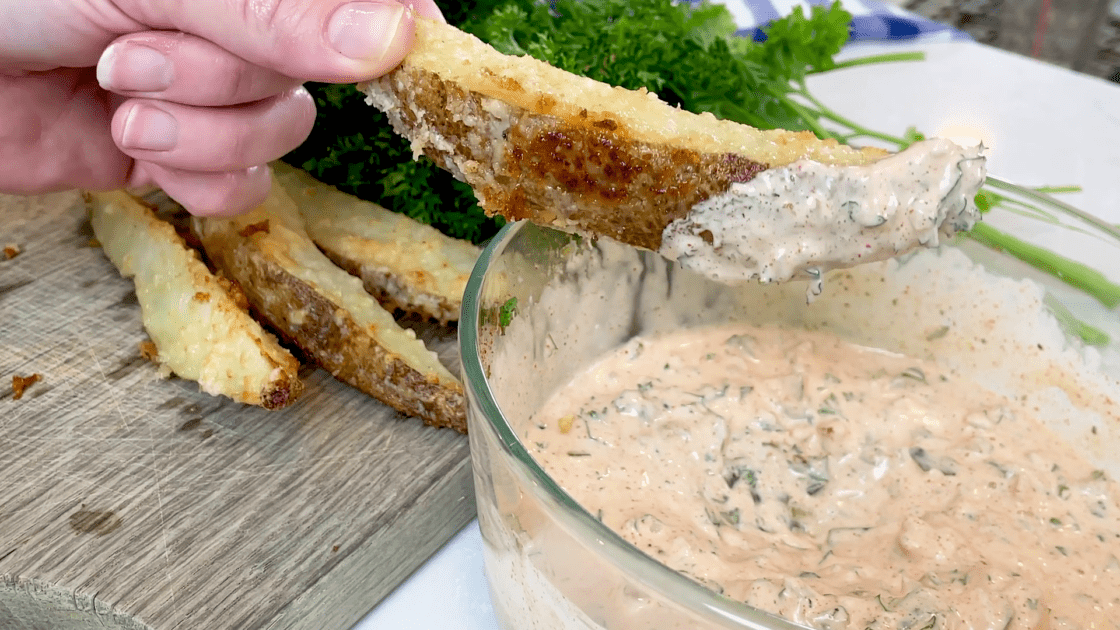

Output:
xmin=3 ymin=244 xmax=20 ymax=259
xmin=138 ymin=341 xmax=173 ymax=378
xmin=12 ymin=373 xmax=42 ymax=400
xmin=139 ymin=340 xmax=160 ymax=362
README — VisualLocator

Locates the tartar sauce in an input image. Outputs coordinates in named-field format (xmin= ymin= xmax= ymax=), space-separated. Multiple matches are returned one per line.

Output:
xmin=527 ymin=325 xmax=1120 ymax=630
xmin=659 ymin=139 xmax=986 ymax=288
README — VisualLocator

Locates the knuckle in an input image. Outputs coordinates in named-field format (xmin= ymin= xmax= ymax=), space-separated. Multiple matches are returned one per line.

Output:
xmin=245 ymin=0 xmax=300 ymax=34
xmin=224 ymin=124 xmax=251 ymax=170
xmin=221 ymin=61 xmax=254 ymax=104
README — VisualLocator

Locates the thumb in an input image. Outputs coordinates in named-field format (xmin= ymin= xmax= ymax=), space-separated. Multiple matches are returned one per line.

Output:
xmin=121 ymin=0 xmax=439 ymax=83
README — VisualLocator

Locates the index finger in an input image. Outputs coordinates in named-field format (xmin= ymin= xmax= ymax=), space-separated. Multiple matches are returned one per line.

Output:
xmin=117 ymin=0 xmax=437 ymax=83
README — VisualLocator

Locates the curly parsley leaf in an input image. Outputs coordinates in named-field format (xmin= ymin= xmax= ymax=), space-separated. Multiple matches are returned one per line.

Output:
xmin=743 ymin=4 xmax=851 ymax=85
xmin=458 ymin=0 xmax=855 ymax=133
xmin=283 ymin=81 xmax=503 ymax=243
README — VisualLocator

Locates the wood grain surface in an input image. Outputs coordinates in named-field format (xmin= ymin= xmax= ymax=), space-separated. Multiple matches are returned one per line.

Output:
xmin=0 ymin=191 xmax=474 ymax=629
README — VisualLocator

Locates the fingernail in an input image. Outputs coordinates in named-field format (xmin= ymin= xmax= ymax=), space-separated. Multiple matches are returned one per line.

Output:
xmin=327 ymin=2 xmax=407 ymax=62
xmin=119 ymin=104 xmax=178 ymax=152
xmin=97 ymin=43 xmax=174 ymax=93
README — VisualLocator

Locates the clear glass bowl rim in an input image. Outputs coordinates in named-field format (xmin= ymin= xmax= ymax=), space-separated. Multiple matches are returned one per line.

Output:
xmin=459 ymin=220 xmax=814 ymax=630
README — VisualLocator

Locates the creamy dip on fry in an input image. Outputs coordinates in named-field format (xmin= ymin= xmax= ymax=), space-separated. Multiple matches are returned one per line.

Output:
xmin=525 ymin=324 xmax=1120 ymax=630
xmin=659 ymin=139 xmax=986 ymax=287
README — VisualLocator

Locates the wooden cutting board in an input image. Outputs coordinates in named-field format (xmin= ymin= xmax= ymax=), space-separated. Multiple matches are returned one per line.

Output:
xmin=0 ymin=191 xmax=475 ymax=630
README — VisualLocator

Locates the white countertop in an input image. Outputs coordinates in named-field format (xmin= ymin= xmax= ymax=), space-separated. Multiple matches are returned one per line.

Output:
xmin=353 ymin=38 xmax=1120 ymax=630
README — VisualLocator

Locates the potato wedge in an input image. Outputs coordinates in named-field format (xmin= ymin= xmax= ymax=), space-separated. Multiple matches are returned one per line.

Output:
xmin=362 ymin=19 xmax=985 ymax=284
xmin=360 ymin=18 xmax=884 ymax=254
xmin=273 ymin=162 xmax=479 ymax=324
xmin=192 ymin=178 xmax=467 ymax=432
xmin=88 ymin=190 xmax=302 ymax=409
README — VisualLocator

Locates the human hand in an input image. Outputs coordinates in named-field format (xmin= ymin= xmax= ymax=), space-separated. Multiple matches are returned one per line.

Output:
xmin=0 ymin=0 xmax=443 ymax=215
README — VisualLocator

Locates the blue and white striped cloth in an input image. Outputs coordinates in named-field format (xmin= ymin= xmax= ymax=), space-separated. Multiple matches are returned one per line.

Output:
xmin=713 ymin=0 xmax=970 ymax=44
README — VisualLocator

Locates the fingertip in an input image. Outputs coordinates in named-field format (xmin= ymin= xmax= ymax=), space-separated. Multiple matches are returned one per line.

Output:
xmin=95 ymin=42 xmax=118 ymax=91
xmin=144 ymin=163 xmax=272 ymax=217
xmin=97 ymin=38 xmax=176 ymax=95
xmin=412 ymin=0 xmax=446 ymax=23
xmin=325 ymin=1 xmax=416 ymax=79
xmin=287 ymin=86 xmax=318 ymax=141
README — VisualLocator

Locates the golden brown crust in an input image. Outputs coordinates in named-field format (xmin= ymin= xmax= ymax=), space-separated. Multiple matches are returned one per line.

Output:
xmin=259 ymin=362 xmax=303 ymax=411
xmin=314 ymin=248 xmax=460 ymax=325
xmin=371 ymin=67 xmax=771 ymax=250
xmin=498 ymin=117 xmax=771 ymax=250
xmin=362 ymin=20 xmax=887 ymax=251
xmin=193 ymin=183 xmax=467 ymax=432
xmin=273 ymin=162 xmax=478 ymax=325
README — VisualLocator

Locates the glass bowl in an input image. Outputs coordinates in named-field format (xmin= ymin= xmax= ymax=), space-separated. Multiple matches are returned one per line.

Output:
xmin=458 ymin=180 xmax=1120 ymax=630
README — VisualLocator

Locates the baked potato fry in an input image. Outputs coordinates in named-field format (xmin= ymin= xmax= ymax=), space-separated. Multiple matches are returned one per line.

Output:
xmin=362 ymin=20 xmax=983 ymax=285
xmin=87 ymin=190 xmax=302 ymax=409
xmin=360 ymin=18 xmax=885 ymax=255
xmin=273 ymin=162 xmax=479 ymax=324
xmin=192 ymin=178 xmax=467 ymax=432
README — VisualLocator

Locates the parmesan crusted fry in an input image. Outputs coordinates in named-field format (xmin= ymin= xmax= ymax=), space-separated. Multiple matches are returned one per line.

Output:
xmin=273 ymin=162 xmax=479 ymax=324
xmin=360 ymin=18 xmax=885 ymax=254
xmin=192 ymin=178 xmax=467 ymax=432
xmin=362 ymin=19 xmax=984 ymax=285
xmin=88 ymin=190 xmax=302 ymax=409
